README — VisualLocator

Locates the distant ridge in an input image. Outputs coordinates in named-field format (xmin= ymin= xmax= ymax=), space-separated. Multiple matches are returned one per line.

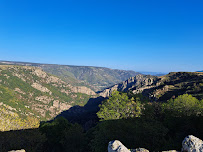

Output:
xmin=0 ymin=60 xmax=140 ymax=92
xmin=139 ymin=71 xmax=168 ymax=76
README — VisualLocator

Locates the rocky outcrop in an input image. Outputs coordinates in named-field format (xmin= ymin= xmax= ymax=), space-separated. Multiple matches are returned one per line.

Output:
xmin=108 ymin=135 xmax=202 ymax=152
xmin=182 ymin=135 xmax=203 ymax=152
xmin=108 ymin=140 xmax=149 ymax=152
xmin=99 ymin=74 xmax=159 ymax=97
xmin=31 ymin=83 xmax=51 ymax=93
xmin=100 ymin=72 xmax=203 ymax=102
xmin=71 ymin=86 xmax=96 ymax=95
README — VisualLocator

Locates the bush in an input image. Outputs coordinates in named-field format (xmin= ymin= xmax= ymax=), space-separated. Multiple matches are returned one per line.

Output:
xmin=97 ymin=91 xmax=141 ymax=121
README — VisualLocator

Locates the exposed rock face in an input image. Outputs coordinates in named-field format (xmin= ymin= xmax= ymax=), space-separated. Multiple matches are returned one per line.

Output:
xmin=108 ymin=140 xmax=130 ymax=152
xmin=0 ymin=65 xmax=96 ymax=131
xmin=14 ymin=88 xmax=26 ymax=94
xmin=99 ymin=74 xmax=159 ymax=97
xmin=182 ymin=135 xmax=203 ymax=152
xmin=31 ymin=83 xmax=51 ymax=93
xmin=71 ymin=86 xmax=96 ymax=95
xmin=100 ymin=72 xmax=203 ymax=102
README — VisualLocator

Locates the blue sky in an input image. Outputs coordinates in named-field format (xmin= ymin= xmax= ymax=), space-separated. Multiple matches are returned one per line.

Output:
xmin=0 ymin=0 xmax=203 ymax=72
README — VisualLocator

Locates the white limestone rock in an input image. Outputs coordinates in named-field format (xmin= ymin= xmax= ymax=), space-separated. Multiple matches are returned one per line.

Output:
xmin=108 ymin=140 xmax=130 ymax=152
xmin=8 ymin=149 xmax=26 ymax=152
xmin=131 ymin=148 xmax=149 ymax=152
xmin=182 ymin=135 xmax=203 ymax=152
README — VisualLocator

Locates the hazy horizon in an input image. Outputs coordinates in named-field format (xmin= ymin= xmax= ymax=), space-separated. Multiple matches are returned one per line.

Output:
xmin=1 ymin=0 xmax=203 ymax=72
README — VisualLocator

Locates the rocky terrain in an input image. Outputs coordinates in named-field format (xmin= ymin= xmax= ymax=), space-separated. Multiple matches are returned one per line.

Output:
xmin=0 ymin=61 xmax=139 ymax=92
xmin=99 ymin=72 xmax=203 ymax=101
xmin=99 ymin=74 xmax=159 ymax=97
xmin=0 ymin=65 xmax=96 ymax=131
xmin=108 ymin=135 xmax=203 ymax=152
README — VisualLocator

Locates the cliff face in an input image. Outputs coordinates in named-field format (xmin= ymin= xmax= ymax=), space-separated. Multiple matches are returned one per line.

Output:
xmin=0 ymin=65 xmax=96 ymax=131
xmin=99 ymin=72 xmax=203 ymax=101
xmin=99 ymin=74 xmax=159 ymax=97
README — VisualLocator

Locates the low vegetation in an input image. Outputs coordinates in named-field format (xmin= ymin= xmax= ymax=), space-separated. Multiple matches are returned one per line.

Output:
xmin=0 ymin=91 xmax=202 ymax=152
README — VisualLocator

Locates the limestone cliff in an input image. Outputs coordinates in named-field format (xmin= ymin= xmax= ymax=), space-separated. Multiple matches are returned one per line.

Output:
xmin=99 ymin=72 xmax=203 ymax=101
xmin=99 ymin=74 xmax=159 ymax=97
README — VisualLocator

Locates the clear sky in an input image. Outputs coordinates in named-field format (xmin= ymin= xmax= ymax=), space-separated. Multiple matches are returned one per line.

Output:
xmin=0 ymin=0 xmax=203 ymax=72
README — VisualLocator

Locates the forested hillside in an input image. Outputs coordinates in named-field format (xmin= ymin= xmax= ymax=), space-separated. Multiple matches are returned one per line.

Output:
xmin=0 ymin=65 xmax=95 ymax=131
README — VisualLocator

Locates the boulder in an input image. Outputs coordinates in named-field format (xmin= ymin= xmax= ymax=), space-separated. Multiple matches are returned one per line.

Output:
xmin=108 ymin=140 xmax=130 ymax=152
xmin=182 ymin=135 xmax=203 ymax=152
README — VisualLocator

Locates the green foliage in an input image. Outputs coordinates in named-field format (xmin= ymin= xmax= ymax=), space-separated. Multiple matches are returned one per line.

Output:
xmin=0 ymin=128 xmax=46 ymax=152
xmin=41 ymin=64 xmax=138 ymax=92
xmin=89 ymin=94 xmax=203 ymax=152
xmin=97 ymin=91 xmax=142 ymax=120
xmin=0 ymin=91 xmax=203 ymax=152
xmin=89 ymin=119 xmax=168 ymax=152
xmin=0 ymin=65 xmax=93 ymax=130
xmin=40 ymin=117 xmax=85 ymax=152
xmin=162 ymin=94 xmax=203 ymax=116
xmin=127 ymin=91 xmax=149 ymax=103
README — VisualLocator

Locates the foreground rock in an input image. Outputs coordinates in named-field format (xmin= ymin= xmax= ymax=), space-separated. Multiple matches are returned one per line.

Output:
xmin=108 ymin=140 xmax=149 ymax=152
xmin=108 ymin=135 xmax=202 ymax=152
xmin=182 ymin=135 xmax=203 ymax=152
xmin=8 ymin=149 xmax=26 ymax=152
xmin=108 ymin=140 xmax=131 ymax=152
xmin=131 ymin=148 xmax=149 ymax=152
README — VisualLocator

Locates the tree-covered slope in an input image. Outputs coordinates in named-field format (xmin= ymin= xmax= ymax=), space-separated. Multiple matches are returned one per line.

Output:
xmin=0 ymin=65 xmax=96 ymax=131
xmin=0 ymin=61 xmax=139 ymax=92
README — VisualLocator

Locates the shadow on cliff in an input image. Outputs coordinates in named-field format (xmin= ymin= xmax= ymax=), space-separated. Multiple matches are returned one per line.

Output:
xmin=54 ymin=96 xmax=106 ymax=130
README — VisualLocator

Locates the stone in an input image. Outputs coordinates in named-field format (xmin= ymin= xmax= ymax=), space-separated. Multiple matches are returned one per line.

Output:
xmin=182 ymin=135 xmax=203 ymax=152
xmin=130 ymin=148 xmax=149 ymax=152
xmin=162 ymin=150 xmax=178 ymax=152
xmin=134 ymin=148 xmax=149 ymax=152
xmin=8 ymin=149 xmax=26 ymax=152
xmin=108 ymin=140 xmax=130 ymax=152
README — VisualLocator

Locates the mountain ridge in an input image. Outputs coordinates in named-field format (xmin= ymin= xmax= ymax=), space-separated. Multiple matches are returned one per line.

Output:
xmin=0 ymin=60 xmax=139 ymax=92
xmin=99 ymin=72 xmax=203 ymax=101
